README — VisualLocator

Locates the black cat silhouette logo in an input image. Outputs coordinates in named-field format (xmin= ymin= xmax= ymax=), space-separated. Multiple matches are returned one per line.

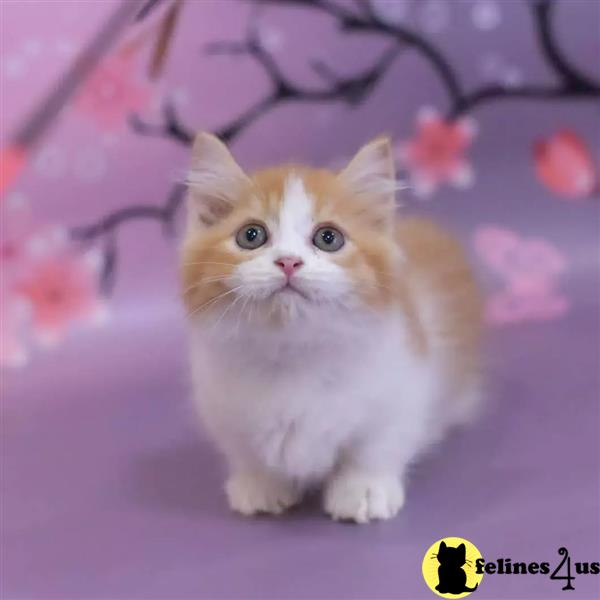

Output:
xmin=422 ymin=537 xmax=484 ymax=598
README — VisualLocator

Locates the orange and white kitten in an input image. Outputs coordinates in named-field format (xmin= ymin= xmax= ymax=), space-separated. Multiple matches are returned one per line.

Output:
xmin=181 ymin=133 xmax=483 ymax=523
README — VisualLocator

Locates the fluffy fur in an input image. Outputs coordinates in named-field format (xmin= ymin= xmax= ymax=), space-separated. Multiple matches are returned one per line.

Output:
xmin=181 ymin=133 xmax=483 ymax=523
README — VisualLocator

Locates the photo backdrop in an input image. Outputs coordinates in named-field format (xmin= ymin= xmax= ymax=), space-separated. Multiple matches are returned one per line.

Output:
xmin=2 ymin=1 xmax=599 ymax=599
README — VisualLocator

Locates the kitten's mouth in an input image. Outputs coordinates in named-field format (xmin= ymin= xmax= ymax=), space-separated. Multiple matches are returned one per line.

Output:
xmin=274 ymin=282 xmax=310 ymax=300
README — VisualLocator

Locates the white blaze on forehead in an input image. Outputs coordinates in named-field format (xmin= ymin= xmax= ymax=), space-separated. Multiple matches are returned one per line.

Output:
xmin=275 ymin=175 xmax=314 ymax=252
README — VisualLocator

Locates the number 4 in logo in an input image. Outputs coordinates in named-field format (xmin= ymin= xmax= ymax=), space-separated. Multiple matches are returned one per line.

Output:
xmin=550 ymin=547 xmax=576 ymax=591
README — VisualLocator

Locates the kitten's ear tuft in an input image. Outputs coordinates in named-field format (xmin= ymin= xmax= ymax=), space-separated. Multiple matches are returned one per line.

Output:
xmin=186 ymin=132 xmax=250 ymax=229
xmin=338 ymin=136 xmax=398 ymax=226
xmin=339 ymin=136 xmax=397 ymax=199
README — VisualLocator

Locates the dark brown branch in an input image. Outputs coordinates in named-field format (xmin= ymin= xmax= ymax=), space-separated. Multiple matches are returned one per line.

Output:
xmin=132 ymin=6 xmax=402 ymax=146
xmin=71 ymin=184 xmax=186 ymax=241
xmin=450 ymin=83 xmax=597 ymax=118
xmin=70 ymin=184 xmax=186 ymax=290
xmin=135 ymin=0 xmax=169 ymax=22
xmin=533 ymin=0 xmax=600 ymax=91
xmin=267 ymin=0 xmax=600 ymax=119
xmin=262 ymin=0 xmax=463 ymax=108
xmin=78 ymin=3 xmax=402 ymax=293
xmin=130 ymin=101 xmax=194 ymax=145
xmin=76 ymin=0 xmax=600 ymax=295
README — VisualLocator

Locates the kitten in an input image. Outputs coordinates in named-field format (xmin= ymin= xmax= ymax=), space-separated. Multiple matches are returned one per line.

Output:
xmin=181 ymin=132 xmax=483 ymax=523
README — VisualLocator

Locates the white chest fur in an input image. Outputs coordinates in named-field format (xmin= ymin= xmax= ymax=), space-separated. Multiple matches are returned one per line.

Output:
xmin=189 ymin=309 xmax=438 ymax=483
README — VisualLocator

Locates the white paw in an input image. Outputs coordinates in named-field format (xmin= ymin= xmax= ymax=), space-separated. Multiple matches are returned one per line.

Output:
xmin=225 ymin=472 xmax=300 ymax=516
xmin=324 ymin=471 xmax=405 ymax=524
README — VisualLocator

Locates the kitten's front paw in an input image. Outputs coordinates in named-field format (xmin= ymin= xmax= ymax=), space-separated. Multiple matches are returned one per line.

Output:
xmin=324 ymin=471 xmax=405 ymax=524
xmin=225 ymin=472 xmax=300 ymax=516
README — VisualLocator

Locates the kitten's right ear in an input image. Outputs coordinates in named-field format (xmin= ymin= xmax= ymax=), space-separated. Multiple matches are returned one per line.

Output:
xmin=439 ymin=542 xmax=447 ymax=551
xmin=186 ymin=132 xmax=250 ymax=229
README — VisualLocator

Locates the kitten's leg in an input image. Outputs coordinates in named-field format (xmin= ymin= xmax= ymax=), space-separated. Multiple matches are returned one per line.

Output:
xmin=323 ymin=434 xmax=407 ymax=524
xmin=224 ymin=457 xmax=302 ymax=516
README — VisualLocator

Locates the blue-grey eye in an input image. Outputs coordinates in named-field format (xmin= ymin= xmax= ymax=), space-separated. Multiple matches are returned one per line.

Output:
xmin=313 ymin=226 xmax=344 ymax=252
xmin=236 ymin=223 xmax=268 ymax=250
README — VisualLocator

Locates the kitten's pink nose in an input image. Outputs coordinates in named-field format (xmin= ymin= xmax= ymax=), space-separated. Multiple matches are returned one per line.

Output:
xmin=275 ymin=256 xmax=304 ymax=278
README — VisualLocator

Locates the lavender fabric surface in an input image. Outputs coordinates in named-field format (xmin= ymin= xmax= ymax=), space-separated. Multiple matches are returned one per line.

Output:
xmin=2 ymin=1 xmax=599 ymax=599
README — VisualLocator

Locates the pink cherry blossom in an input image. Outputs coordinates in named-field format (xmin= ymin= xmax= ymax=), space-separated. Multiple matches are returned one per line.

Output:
xmin=0 ymin=145 xmax=27 ymax=197
xmin=473 ymin=226 xmax=566 ymax=286
xmin=2 ymin=195 xmax=107 ymax=367
xmin=15 ymin=251 xmax=105 ymax=346
xmin=75 ymin=55 xmax=150 ymax=130
xmin=486 ymin=288 xmax=569 ymax=325
xmin=473 ymin=225 xmax=569 ymax=325
xmin=396 ymin=107 xmax=477 ymax=197
xmin=533 ymin=130 xmax=598 ymax=200
xmin=2 ymin=197 xmax=67 ymax=281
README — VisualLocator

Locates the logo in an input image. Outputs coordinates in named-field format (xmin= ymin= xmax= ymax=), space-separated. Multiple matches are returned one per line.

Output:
xmin=422 ymin=537 xmax=484 ymax=598
xmin=423 ymin=539 xmax=600 ymax=596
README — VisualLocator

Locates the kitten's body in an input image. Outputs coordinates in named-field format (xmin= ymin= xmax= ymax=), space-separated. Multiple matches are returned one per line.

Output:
xmin=182 ymin=135 xmax=482 ymax=523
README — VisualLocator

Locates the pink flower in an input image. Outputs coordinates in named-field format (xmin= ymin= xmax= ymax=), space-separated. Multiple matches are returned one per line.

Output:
xmin=2 ymin=196 xmax=107 ymax=367
xmin=473 ymin=225 xmax=569 ymax=325
xmin=15 ymin=251 xmax=105 ymax=347
xmin=486 ymin=288 xmax=568 ymax=325
xmin=396 ymin=107 xmax=477 ymax=197
xmin=75 ymin=55 xmax=150 ymax=130
xmin=2 ymin=196 xmax=67 ymax=281
xmin=534 ymin=130 xmax=598 ymax=200
xmin=0 ymin=145 xmax=27 ymax=197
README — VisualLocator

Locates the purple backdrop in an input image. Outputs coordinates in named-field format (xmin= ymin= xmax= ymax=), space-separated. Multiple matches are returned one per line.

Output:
xmin=2 ymin=1 xmax=599 ymax=599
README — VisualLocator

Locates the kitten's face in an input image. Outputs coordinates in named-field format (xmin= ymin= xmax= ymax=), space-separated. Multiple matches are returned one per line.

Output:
xmin=181 ymin=134 xmax=400 ymax=329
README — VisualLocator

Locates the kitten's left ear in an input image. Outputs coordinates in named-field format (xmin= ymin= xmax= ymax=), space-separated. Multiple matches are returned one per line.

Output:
xmin=338 ymin=136 xmax=398 ymax=226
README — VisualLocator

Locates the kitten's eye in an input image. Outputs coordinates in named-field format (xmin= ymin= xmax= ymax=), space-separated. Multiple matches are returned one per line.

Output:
xmin=235 ymin=223 xmax=268 ymax=250
xmin=313 ymin=226 xmax=345 ymax=252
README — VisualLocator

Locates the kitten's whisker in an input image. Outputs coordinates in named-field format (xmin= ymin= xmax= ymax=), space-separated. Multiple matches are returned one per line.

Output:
xmin=211 ymin=292 xmax=244 ymax=332
xmin=248 ymin=295 xmax=256 ymax=325
xmin=236 ymin=295 xmax=251 ymax=337
xmin=188 ymin=286 xmax=242 ymax=317
xmin=183 ymin=261 xmax=238 ymax=267
xmin=182 ymin=276 xmax=231 ymax=295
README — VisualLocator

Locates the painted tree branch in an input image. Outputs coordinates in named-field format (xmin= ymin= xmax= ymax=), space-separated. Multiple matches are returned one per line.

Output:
xmin=449 ymin=0 xmax=600 ymax=116
xmin=265 ymin=0 xmax=599 ymax=118
xmin=73 ymin=6 xmax=400 ymax=290
xmin=70 ymin=183 xmax=186 ymax=243
xmin=70 ymin=183 xmax=187 ymax=291
xmin=135 ymin=0 xmax=169 ymax=22
xmin=533 ymin=0 xmax=599 ymax=91
xmin=72 ymin=0 xmax=600 ymax=293
xmin=129 ymin=101 xmax=193 ymax=145
xmin=133 ymin=7 xmax=402 ymax=144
